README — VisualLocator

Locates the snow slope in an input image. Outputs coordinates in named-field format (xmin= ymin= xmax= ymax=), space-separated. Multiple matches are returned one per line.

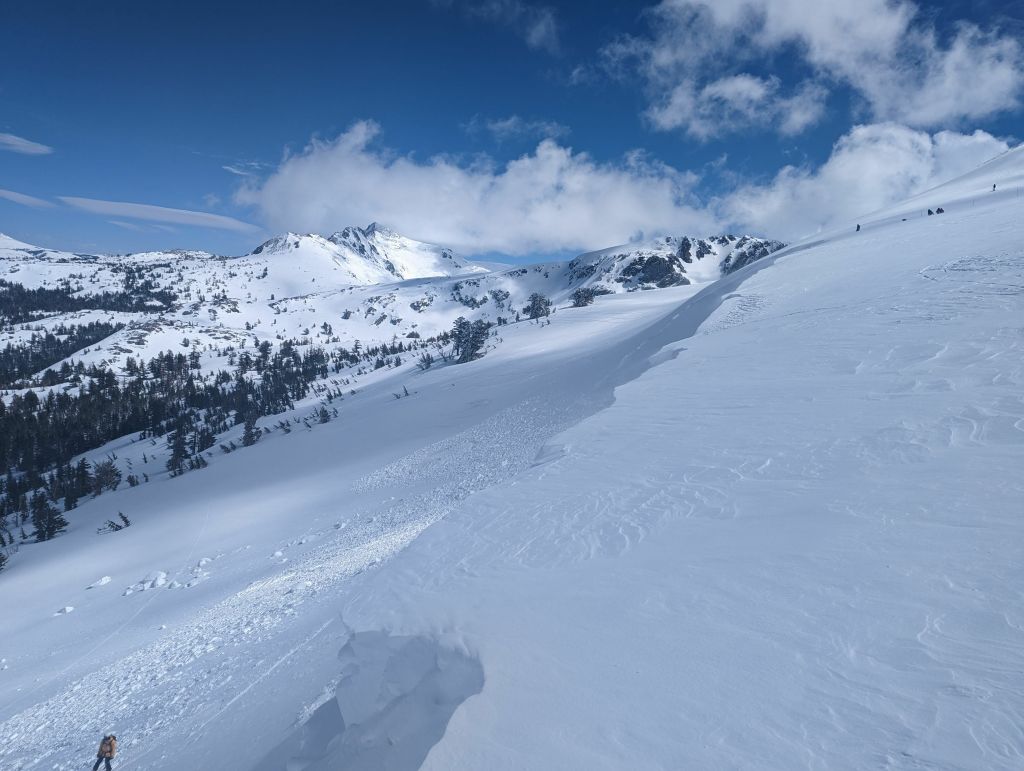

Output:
xmin=0 ymin=149 xmax=1022 ymax=769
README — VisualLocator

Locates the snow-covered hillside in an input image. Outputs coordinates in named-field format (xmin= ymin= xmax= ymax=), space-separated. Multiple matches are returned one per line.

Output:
xmin=248 ymin=223 xmax=488 ymax=285
xmin=1 ymin=147 xmax=1023 ymax=771
xmin=0 ymin=225 xmax=782 ymax=382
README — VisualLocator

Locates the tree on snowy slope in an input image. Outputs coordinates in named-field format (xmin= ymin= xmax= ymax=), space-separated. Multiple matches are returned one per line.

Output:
xmin=242 ymin=413 xmax=260 ymax=446
xmin=524 ymin=292 xmax=553 ymax=320
xmin=166 ymin=427 xmax=188 ymax=477
xmin=30 ymin=491 xmax=67 ymax=541
xmin=451 ymin=317 xmax=491 ymax=363
xmin=571 ymin=287 xmax=597 ymax=307
xmin=91 ymin=460 xmax=122 ymax=496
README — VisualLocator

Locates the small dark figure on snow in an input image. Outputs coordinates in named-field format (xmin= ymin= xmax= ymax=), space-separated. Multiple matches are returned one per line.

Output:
xmin=93 ymin=735 xmax=117 ymax=770
xmin=936 ymin=207 xmax=945 ymax=214
xmin=856 ymin=224 xmax=861 ymax=232
xmin=993 ymin=183 xmax=997 ymax=191
xmin=927 ymin=208 xmax=934 ymax=216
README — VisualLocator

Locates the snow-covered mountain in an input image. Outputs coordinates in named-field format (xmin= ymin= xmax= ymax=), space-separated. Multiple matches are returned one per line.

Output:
xmin=0 ymin=226 xmax=783 ymax=380
xmin=568 ymin=233 xmax=783 ymax=289
xmin=2 ymin=147 xmax=1023 ymax=770
xmin=248 ymin=223 xmax=488 ymax=285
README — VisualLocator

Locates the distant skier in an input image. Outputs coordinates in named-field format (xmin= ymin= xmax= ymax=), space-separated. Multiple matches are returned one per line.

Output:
xmin=92 ymin=735 xmax=117 ymax=770
xmin=993 ymin=183 xmax=997 ymax=191
xmin=927 ymin=208 xmax=934 ymax=216
xmin=936 ymin=207 xmax=945 ymax=214
xmin=856 ymin=224 xmax=861 ymax=232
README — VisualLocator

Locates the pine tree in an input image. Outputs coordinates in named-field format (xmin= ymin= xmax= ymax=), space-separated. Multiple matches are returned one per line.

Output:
xmin=571 ymin=287 xmax=598 ymax=307
xmin=30 ymin=492 xmax=68 ymax=542
xmin=165 ymin=427 xmax=188 ymax=477
xmin=242 ymin=413 xmax=259 ymax=446
xmin=524 ymin=293 xmax=553 ymax=320
xmin=450 ymin=317 xmax=491 ymax=363
xmin=91 ymin=460 xmax=122 ymax=495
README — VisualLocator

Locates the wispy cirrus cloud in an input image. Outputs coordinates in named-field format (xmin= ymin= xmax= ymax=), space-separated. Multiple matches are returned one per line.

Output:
xmin=435 ymin=0 xmax=560 ymax=54
xmin=108 ymin=220 xmax=147 ymax=232
xmin=0 ymin=133 xmax=53 ymax=155
xmin=0 ymin=188 xmax=55 ymax=208
xmin=60 ymin=197 xmax=258 ymax=232
xmin=109 ymin=220 xmax=178 ymax=234
xmin=464 ymin=114 xmax=570 ymax=142
xmin=221 ymin=161 xmax=267 ymax=177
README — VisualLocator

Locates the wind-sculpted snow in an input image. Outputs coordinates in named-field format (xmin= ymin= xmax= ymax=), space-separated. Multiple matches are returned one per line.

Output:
xmin=252 ymin=632 xmax=483 ymax=771
xmin=2 ymin=149 xmax=1024 ymax=770
xmin=333 ymin=152 xmax=1024 ymax=770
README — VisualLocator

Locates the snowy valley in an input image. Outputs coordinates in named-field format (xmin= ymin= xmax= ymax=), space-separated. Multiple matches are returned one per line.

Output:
xmin=0 ymin=146 xmax=1023 ymax=771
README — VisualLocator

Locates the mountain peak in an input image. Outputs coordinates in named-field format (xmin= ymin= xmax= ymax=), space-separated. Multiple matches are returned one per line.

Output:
xmin=362 ymin=221 xmax=397 ymax=237
xmin=246 ymin=225 xmax=488 ymax=285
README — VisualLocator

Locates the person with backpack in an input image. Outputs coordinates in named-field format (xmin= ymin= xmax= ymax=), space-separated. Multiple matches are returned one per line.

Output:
xmin=92 ymin=735 xmax=117 ymax=770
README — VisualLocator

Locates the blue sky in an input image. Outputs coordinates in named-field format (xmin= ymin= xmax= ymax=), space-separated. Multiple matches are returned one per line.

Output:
xmin=1 ymin=0 xmax=1022 ymax=258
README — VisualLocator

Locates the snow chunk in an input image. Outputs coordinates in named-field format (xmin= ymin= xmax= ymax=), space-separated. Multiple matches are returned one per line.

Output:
xmin=252 ymin=631 xmax=483 ymax=769
xmin=124 ymin=570 xmax=169 ymax=594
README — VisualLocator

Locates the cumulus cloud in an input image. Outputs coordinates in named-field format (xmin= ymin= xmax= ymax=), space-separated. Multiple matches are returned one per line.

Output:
xmin=608 ymin=0 xmax=1024 ymax=137
xmin=236 ymin=121 xmax=1010 ymax=253
xmin=650 ymin=75 xmax=828 ymax=139
xmin=0 ymin=188 xmax=55 ymax=208
xmin=464 ymin=114 xmax=571 ymax=142
xmin=720 ymin=123 xmax=1011 ymax=239
xmin=60 ymin=197 xmax=258 ymax=232
xmin=235 ymin=121 xmax=716 ymax=255
xmin=0 ymin=133 xmax=53 ymax=155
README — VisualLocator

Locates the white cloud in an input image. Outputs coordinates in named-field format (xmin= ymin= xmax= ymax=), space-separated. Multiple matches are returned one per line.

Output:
xmin=649 ymin=75 xmax=828 ymax=138
xmin=235 ymin=121 xmax=717 ymax=255
xmin=60 ymin=197 xmax=258 ymax=232
xmin=0 ymin=188 xmax=55 ymax=208
xmin=720 ymin=123 xmax=1011 ymax=239
xmin=609 ymin=0 xmax=1024 ymax=137
xmin=108 ymin=220 xmax=146 ymax=232
xmin=465 ymin=114 xmax=571 ymax=142
xmin=0 ymin=133 xmax=53 ymax=155
xmin=236 ymin=121 xmax=1011 ymax=254
xmin=109 ymin=220 xmax=180 ymax=234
